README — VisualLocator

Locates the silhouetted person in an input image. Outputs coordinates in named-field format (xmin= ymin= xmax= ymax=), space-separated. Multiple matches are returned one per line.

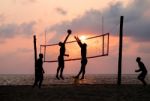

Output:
xmin=74 ymin=36 xmax=87 ymax=80
xmin=33 ymin=53 xmax=45 ymax=88
xmin=56 ymin=29 xmax=72 ymax=80
xmin=135 ymin=57 xmax=148 ymax=86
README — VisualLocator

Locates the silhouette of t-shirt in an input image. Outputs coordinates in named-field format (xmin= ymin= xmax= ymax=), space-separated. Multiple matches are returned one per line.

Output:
xmin=81 ymin=45 xmax=87 ymax=59
xmin=138 ymin=61 xmax=147 ymax=73
xmin=36 ymin=58 xmax=43 ymax=74
xmin=60 ymin=44 xmax=65 ymax=57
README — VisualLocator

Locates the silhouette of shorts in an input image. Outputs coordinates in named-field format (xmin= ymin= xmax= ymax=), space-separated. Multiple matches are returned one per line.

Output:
xmin=138 ymin=72 xmax=147 ymax=79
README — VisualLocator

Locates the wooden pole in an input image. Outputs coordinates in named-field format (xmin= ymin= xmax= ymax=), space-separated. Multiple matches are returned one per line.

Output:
xmin=107 ymin=33 xmax=109 ymax=55
xmin=102 ymin=35 xmax=104 ymax=55
xmin=117 ymin=16 xmax=124 ymax=85
xmin=102 ymin=16 xmax=104 ymax=34
xmin=33 ymin=35 xmax=37 ymax=78
xmin=44 ymin=30 xmax=47 ymax=62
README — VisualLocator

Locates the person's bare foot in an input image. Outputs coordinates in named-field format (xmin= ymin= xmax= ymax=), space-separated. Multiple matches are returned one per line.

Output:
xmin=80 ymin=77 xmax=84 ymax=80
xmin=56 ymin=75 xmax=60 ymax=80
xmin=60 ymin=76 xmax=64 ymax=80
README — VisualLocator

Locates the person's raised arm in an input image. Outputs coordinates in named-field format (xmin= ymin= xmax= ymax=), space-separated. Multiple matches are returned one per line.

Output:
xmin=63 ymin=29 xmax=72 ymax=44
xmin=74 ymin=36 xmax=82 ymax=47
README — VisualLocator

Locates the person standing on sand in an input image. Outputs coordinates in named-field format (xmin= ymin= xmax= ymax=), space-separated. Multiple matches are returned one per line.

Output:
xmin=56 ymin=29 xmax=72 ymax=80
xmin=33 ymin=53 xmax=45 ymax=88
xmin=135 ymin=57 xmax=148 ymax=86
xmin=74 ymin=36 xmax=87 ymax=80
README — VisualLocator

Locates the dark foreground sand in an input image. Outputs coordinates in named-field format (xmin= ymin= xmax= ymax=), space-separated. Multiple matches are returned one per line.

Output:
xmin=0 ymin=84 xmax=150 ymax=101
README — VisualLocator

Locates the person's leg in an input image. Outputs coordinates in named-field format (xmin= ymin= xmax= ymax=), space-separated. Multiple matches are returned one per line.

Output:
xmin=56 ymin=57 xmax=61 ymax=79
xmin=75 ymin=65 xmax=83 ymax=79
xmin=56 ymin=66 xmax=61 ymax=80
xmin=60 ymin=62 xmax=64 ymax=80
xmin=32 ymin=73 xmax=40 ymax=88
xmin=81 ymin=66 xmax=85 ymax=80
xmin=81 ymin=60 xmax=87 ymax=80
xmin=141 ymin=79 xmax=147 ymax=86
xmin=75 ymin=60 xmax=84 ymax=78
xmin=138 ymin=73 xmax=147 ymax=85
xmin=39 ymin=75 xmax=43 ymax=88
xmin=141 ymin=73 xmax=147 ymax=86
xmin=60 ymin=66 xmax=64 ymax=80
xmin=32 ymin=77 xmax=38 ymax=87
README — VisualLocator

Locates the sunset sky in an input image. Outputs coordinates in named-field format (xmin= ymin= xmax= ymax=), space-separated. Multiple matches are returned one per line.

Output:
xmin=0 ymin=0 xmax=150 ymax=74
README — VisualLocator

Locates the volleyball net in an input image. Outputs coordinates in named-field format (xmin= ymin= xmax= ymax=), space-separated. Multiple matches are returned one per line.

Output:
xmin=40 ymin=33 xmax=109 ymax=62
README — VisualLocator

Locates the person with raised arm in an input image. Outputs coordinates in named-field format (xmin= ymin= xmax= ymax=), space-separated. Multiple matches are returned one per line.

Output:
xmin=56 ymin=29 xmax=72 ymax=80
xmin=74 ymin=36 xmax=87 ymax=80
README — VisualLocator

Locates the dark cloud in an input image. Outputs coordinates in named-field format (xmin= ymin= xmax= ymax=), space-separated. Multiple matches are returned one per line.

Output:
xmin=49 ymin=9 xmax=102 ymax=35
xmin=123 ymin=0 xmax=150 ymax=41
xmin=56 ymin=8 xmax=67 ymax=15
xmin=48 ymin=0 xmax=150 ymax=42
xmin=0 ymin=21 xmax=36 ymax=39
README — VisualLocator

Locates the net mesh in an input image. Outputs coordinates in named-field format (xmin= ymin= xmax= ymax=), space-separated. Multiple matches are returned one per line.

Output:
xmin=40 ymin=33 xmax=109 ymax=62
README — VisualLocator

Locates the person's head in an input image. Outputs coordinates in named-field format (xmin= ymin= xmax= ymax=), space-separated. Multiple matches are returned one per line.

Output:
xmin=136 ymin=57 xmax=141 ymax=62
xmin=39 ymin=53 xmax=43 ymax=59
xmin=59 ymin=42 xmax=63 ymax=46
xmin=83 ymin=43 xmax=87 ymax=47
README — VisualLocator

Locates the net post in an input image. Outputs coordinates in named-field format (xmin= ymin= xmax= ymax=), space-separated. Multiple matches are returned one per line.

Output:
xmin=107 ymin=33 xmax=109 ymax=55
xmin=40 ymin=45 xmax=41 ymax=53
xmin=102 ymin=35 xmax=104 ymax=55
xmin=44 ymin=30 xmax=47 ymax=62
xmin=117 ymin=16 xmax=124 ymax=85
xmin=33 ymin=35 xmax=37 ymax=79
xmin=44 ymin=46 xmax=46 ymax=62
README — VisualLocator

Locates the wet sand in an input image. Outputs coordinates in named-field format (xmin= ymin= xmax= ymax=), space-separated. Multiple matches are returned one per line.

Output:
xmin=0 ymin=84 xmax=150 ymax=101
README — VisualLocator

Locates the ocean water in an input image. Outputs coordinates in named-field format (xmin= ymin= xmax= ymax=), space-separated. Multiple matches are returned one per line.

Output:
xmin=0 ymin=74 xmax=149 ymax=85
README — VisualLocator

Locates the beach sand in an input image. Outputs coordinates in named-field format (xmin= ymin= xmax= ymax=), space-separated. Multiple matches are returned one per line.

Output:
xmin=0 ymin=84 xmax=150 ymax=101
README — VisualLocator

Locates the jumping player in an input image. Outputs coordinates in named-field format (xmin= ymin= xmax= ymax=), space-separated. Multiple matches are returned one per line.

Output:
xmin=74 ymin=36 xmax=87 ymax=80
xmin=56 ymin=29 xmax=72 ymax=80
